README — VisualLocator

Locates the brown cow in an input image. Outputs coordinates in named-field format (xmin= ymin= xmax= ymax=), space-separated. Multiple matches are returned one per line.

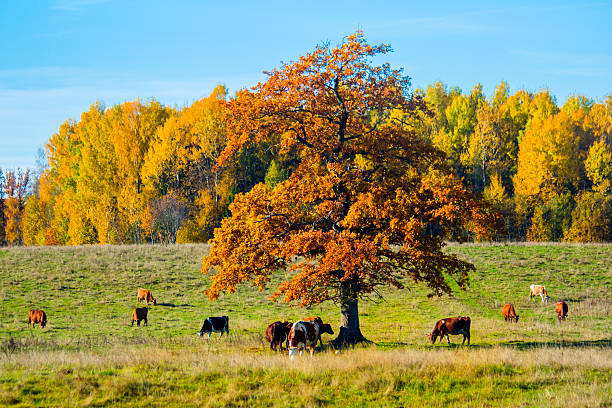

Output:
xmin=265 ymin=321 xmax=292 ymax=352
xmin=131 ymin=307 xmax=148 ymax=326
xmin=428 ymin=316 xmax=471 ymax=345
xmin=27 ymin=310 xmax=47 ymax=328
xmin=137 ymin=288 xmax=157 ymax=306
xmin=502 ymin=303 xmax=519 ymax=323
xmin=556 ymin=301 xmax=568 ymax=321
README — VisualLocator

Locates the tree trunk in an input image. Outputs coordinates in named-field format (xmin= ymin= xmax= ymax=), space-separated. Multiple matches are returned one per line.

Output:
xmin=332 ymin=278 xmax=369 ymax=347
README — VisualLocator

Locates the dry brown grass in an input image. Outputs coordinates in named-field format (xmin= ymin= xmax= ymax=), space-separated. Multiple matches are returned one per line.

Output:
xmin=1 ymin=345 xmax=610 ymax=407
xmin=3 ymin=343 xmax=610 ymax=372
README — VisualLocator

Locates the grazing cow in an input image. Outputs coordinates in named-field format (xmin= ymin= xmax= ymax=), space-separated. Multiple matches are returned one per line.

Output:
xmin=198 ymin=316 xmax=229 ymax=338
xmin=131 ymin=307 xmax=148 ymax=326
xmin=502 ymin=303 xmax=519 ymax=323
xmin=288 ymin=320 xmax=334 ymax=356
xmin=304 ymin=316 xmax=329 ymax=348
xmin=428 ymin=316 xmax=471 ymax=345
xmin=529 ymin=284 xmax=550 ymax=303
xmin=137 ymin=288 xmax=157 ymax=306
xmin=27 ymin=310 xmax=47 ymax=328
xmin=265 ymin=321 xmax=293 ymax=352
xmin=556 ymin=301 xmax=568 ymax=321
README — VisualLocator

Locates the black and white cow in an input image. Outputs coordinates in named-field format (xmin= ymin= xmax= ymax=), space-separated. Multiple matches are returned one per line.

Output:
xmin=197 ymin=316 xmax=229 ymax=338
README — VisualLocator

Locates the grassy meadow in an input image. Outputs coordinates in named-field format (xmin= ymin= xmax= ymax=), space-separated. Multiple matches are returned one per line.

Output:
xmin=0 ymin=243 xmax=610 ymax=407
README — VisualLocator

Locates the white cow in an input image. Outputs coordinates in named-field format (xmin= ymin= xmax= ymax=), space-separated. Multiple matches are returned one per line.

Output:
xmin=529 ymin=284 xmax=550 ymax=303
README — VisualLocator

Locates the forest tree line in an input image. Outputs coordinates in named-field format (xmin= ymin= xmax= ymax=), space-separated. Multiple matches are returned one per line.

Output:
xmin=0 ymin=81 xmax=611 ymax=246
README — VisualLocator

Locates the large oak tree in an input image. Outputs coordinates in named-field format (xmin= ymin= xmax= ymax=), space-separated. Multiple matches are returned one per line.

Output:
xmin=201 ymin=32 xmax=500 ymax=345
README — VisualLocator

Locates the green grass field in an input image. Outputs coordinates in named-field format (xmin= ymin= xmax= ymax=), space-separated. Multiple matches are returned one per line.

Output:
xmin=0 ymin=243 xmax=610 ymax=407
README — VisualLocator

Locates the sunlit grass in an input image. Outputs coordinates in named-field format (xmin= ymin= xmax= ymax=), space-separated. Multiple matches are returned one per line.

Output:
xmin=0 ymin=242 xmax=610 ymax=406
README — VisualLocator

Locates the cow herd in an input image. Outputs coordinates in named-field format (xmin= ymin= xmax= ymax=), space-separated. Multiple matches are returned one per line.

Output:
xmin=264 ymin=317 xmax=334 ymax=356
xmin=426 ymin=283 xmax=569 ymax=347
xmin=500 ymin=283 xmax=569 ymax=326
xmin=25 ymin=283 xmax=571 ymax=353
xmin=526 ymin=283 xmax=569 ymax=322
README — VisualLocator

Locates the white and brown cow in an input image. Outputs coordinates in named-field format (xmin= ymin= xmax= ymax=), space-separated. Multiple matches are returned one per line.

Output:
xmin=428 ymin=316 xmax=471 ymax=345
xmin=197 ymin=316 xmax=229 ymax=338
xmin=303 ymin=316 xmax=333 ymax=348
xmin=529 ymin=284 xmax=550 ymax=303
xmin=288 ymin=320 xmax=334 ymax=356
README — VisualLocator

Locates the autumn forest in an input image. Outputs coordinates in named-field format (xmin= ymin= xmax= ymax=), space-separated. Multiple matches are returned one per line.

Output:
xmin=0 ymin=66 xmax=611 ymax=247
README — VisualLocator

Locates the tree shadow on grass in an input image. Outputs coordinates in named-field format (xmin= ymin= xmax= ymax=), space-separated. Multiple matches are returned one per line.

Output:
xmin=496 ymin=338 xmax=612 ymax=350
xmin=156 ymin=302 xmax=194 ymax=308
xmin=374 ymin=338 xmax=612 ymax=350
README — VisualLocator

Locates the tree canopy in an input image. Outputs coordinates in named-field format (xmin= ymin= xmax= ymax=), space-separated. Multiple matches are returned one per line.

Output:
xmin=200 ymin=32 xmax=501 ymax=344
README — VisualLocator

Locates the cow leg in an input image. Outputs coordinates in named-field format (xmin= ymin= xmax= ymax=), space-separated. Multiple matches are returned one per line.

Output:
xmin=144 ymin=318 xmax=148 ymax=326
xmin=446 ymin=335 xmax=451 ymax=345
xmin=208 ymin=332 xmax=212 ymax=339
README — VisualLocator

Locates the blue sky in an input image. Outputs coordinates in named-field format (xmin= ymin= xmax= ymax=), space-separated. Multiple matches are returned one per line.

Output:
xmin=1 ymin=0 xmax=611 ymax=170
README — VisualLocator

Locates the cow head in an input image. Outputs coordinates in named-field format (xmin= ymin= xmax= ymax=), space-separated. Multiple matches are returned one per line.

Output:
xmin=41 ymin=316 xmax=47 ymax=328
xmin=544 ymin=296 xmax=550 ymax=303
xmin=198 ymin=319 xmax=212 ymax=336
xmin=320 ymin=323 xmax=334 ymax=335
xmin=306 ymin=316 xmax=323 ymax=325
xmin=152 ymin=298 xmax=157 ymax=306
xmin=427 ymin=328 xmax=441 ymax=344
xmin=514 ymin=315 xmax=519 ymax=323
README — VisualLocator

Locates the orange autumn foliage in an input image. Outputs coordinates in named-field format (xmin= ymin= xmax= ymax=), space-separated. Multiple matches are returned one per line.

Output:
xmin=201 ymin=32 xmax=501 ymax=323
